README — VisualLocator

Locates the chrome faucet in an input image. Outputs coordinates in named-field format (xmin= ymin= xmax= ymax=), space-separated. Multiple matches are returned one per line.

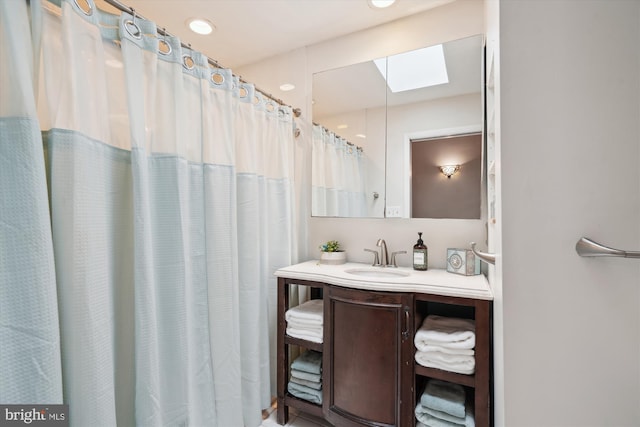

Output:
xmin=389 ymin=250 xmax=407 ymax=268
xmin=376 ymin=239 xmax=389 ymax=267
xmin=364 ymin=248 xmax=380 ymax=266
xmin=365 ymin=239 xmax=406 ymax=267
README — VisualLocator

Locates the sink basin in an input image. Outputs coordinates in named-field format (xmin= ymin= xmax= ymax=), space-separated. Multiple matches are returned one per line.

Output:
xmin=344 ymin=267 xmax=410 ymax=278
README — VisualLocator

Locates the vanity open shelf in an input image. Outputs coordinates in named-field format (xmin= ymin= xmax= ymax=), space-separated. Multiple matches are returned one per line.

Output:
xmin=276 ymin=261 xmax=493 ymax=427
xmin=284 ymin=335 xmax=323 ymax=353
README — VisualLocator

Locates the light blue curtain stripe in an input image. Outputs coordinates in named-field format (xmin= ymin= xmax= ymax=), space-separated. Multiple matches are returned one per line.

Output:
xmin=44 ymin=129 xmax=132 ymax=426
xmin=123 ymin=16 xmax=219 ymax=423
xmin=0 ymin=0 xmax=63 ymax=406
xmin=203 ymin=164 xmax=244 ymax=427
xmin=236 ymin=173 xmax=267 ymax=427
xmin=0 ymin=119 xmax=63 ymax=404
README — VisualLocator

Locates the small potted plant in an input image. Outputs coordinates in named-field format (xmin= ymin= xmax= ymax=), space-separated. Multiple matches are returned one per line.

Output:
xmin=319 ymin=240 xmax=346 ymax=265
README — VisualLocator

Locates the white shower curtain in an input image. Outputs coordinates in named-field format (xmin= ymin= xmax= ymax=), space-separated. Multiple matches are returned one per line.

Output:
xmin=311 ymin=124 xmax=366 ymax=217
xmin=0 ymin=1 xmax=299 ymax=426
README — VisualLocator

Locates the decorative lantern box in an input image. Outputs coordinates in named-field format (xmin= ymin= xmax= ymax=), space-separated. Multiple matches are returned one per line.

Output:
xmin=446 ymin=248 xmax=481 ymax=276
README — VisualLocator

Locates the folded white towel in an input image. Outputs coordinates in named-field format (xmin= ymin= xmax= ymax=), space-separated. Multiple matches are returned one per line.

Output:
xmin=419 ymin=344 xmax=474 ymax=357
xmin=286 ymin=327 xmax=323 ymax=343
xmin=415 ymin=315 xmax=475 ymax=351
xmin=286 ymin=299 xmax=323 ymax=325
xmin=415 ymin=350 xmax=475 ymax=375
xmin=286 ymin=322 xmax=323 ymax=336
xmin=287 ymin=318 xmax=322 ymax=329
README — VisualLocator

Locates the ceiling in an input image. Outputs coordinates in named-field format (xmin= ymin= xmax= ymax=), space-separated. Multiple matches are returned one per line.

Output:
xmin=96 ymin=0 xmax=456 ymax=69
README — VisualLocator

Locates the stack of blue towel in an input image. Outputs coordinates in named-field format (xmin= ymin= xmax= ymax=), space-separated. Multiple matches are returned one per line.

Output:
xmin=415 ymin=379 xmax=475 ymax=427
xmin=287 ymin=350 xmax=323 ymax=405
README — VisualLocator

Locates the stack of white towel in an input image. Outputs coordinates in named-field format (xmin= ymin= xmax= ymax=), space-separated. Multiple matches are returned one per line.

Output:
xmin=285 ymin=299 xmax=323 ymax=343
xmin=415 ymin=379 xmax=475 ymax=427
xmin=414 ymin=315 xmax=476 ymax=375
xmin=287 ymin=350 xmax=323 ymax=405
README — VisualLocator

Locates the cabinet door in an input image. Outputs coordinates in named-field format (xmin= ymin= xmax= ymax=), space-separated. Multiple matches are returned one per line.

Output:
xmin=324 ymin=286 xmax=413 ymax=427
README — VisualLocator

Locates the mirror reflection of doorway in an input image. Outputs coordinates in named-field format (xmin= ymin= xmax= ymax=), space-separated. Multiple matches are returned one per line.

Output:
xmin=410 ymin=133 xmax=482 ymax=219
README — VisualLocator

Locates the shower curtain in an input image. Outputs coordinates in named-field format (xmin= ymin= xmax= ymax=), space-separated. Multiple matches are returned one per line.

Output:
xmin=311 ymin=124 xmax=366 ymax=217
xmin=0 ymin=1 xmax=300 ymax=426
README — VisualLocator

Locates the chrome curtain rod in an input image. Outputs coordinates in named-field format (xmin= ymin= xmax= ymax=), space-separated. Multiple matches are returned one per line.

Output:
xmin=312 ymin=122 xmax=363 ymax=152
xmin=102 ymin=0 xmax=302 ymax=117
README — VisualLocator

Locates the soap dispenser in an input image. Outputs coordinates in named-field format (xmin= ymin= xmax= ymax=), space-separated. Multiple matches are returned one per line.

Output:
xmin=413 ymin=232 xmax=428 ymax=271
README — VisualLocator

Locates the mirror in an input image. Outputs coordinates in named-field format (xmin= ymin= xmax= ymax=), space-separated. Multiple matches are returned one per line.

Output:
xmin=311 ymin=60 xmax=387 ymax=218
xmin=312 ymin=35 xmax=484 ymax=219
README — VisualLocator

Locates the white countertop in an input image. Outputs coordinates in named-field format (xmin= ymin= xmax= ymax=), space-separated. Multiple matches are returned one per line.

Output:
xmin=275 ymin=260 xmax=493 ymax=300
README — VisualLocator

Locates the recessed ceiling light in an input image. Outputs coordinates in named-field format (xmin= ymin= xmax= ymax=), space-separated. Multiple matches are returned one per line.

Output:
xmin=368 ymin=0 xmax=396 ymax=9
xmin=279 ymin=83 xmax=296 ymax=91
xmin=187 ymin=18 xmax=215 ymax=35
xmin=337 ymin=124 xmax=348 ymax=129
xmin=356 ymin=134 xmax=367 ymax=138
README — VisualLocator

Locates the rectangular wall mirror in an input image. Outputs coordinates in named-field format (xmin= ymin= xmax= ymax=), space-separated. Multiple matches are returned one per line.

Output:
xmin=311 ymin=34 xmax=484 ymax=219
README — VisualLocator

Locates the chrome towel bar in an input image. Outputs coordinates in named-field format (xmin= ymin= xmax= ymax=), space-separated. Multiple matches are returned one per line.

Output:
xmin=575 ymin=237 xmax=640 ymax=258
xmin=470 ymin=242 xmax=496 ymax=265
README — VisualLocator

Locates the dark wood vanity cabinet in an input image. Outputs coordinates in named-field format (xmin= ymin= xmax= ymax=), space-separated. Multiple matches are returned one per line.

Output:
xmin=276 ymin=275 xmax=492 ymax=427
xmin=324 ymin=286 xmax=414 ymax=427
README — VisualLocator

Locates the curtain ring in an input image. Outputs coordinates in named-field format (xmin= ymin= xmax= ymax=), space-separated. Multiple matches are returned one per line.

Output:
xmin=266 ymin=101 xmax=276 ymax=112
xmin=158 ymin=27 xmax=171 ymax=55
xmin=73 ymin=0 xmax=94 ymax=16
xmin=181 ymin=44 xmax=195 ymax=69
xmin=124 ymin=8 xmax=142 ymax=39
xmin=182 ymin=55 xmax=195 ymax=70
xmin=211 ymin=71 xmax=225 ymax=85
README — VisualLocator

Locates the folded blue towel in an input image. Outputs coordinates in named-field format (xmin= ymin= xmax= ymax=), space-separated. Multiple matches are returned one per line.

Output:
xmin=291 ymin=350 xmax=322 ymax=375
xmin=420 ymin=379 xmax=466 ymax=418
xmin=288 ymin=381 xmax=322 ymax=405
xmin=416 ymin=401 xmax=475 ymax=427
xmin=290 ymin=375 xmax=322 ymax=390
xmin=415 ymin=412 xmax=464 ymax=427
xmin=291 ymin=368 xmax=321 ymax=383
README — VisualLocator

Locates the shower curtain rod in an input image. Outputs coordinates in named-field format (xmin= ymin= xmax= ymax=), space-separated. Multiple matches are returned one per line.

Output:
xmin=312 ymin=122 xmax=363 ymax=152
xmin=102 ymin=0 xmax=302 ymax=118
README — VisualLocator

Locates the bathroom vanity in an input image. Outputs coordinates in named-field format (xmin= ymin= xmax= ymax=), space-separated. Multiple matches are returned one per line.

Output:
xmin=276 ymin=261 xmax=493 ymax=427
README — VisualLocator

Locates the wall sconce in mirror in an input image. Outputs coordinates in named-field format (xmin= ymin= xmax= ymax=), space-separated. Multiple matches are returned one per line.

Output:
xmin=439 ymin=165 xmax=460 ymax=179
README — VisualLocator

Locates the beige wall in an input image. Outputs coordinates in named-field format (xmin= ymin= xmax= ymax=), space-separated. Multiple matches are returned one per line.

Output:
xmin=497 ymin=0 xmax=640 ymax=425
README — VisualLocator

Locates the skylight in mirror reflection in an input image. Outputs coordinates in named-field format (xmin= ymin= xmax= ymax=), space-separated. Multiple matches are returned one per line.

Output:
xmin=374 ymin=44 xmax=449 ymax=93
